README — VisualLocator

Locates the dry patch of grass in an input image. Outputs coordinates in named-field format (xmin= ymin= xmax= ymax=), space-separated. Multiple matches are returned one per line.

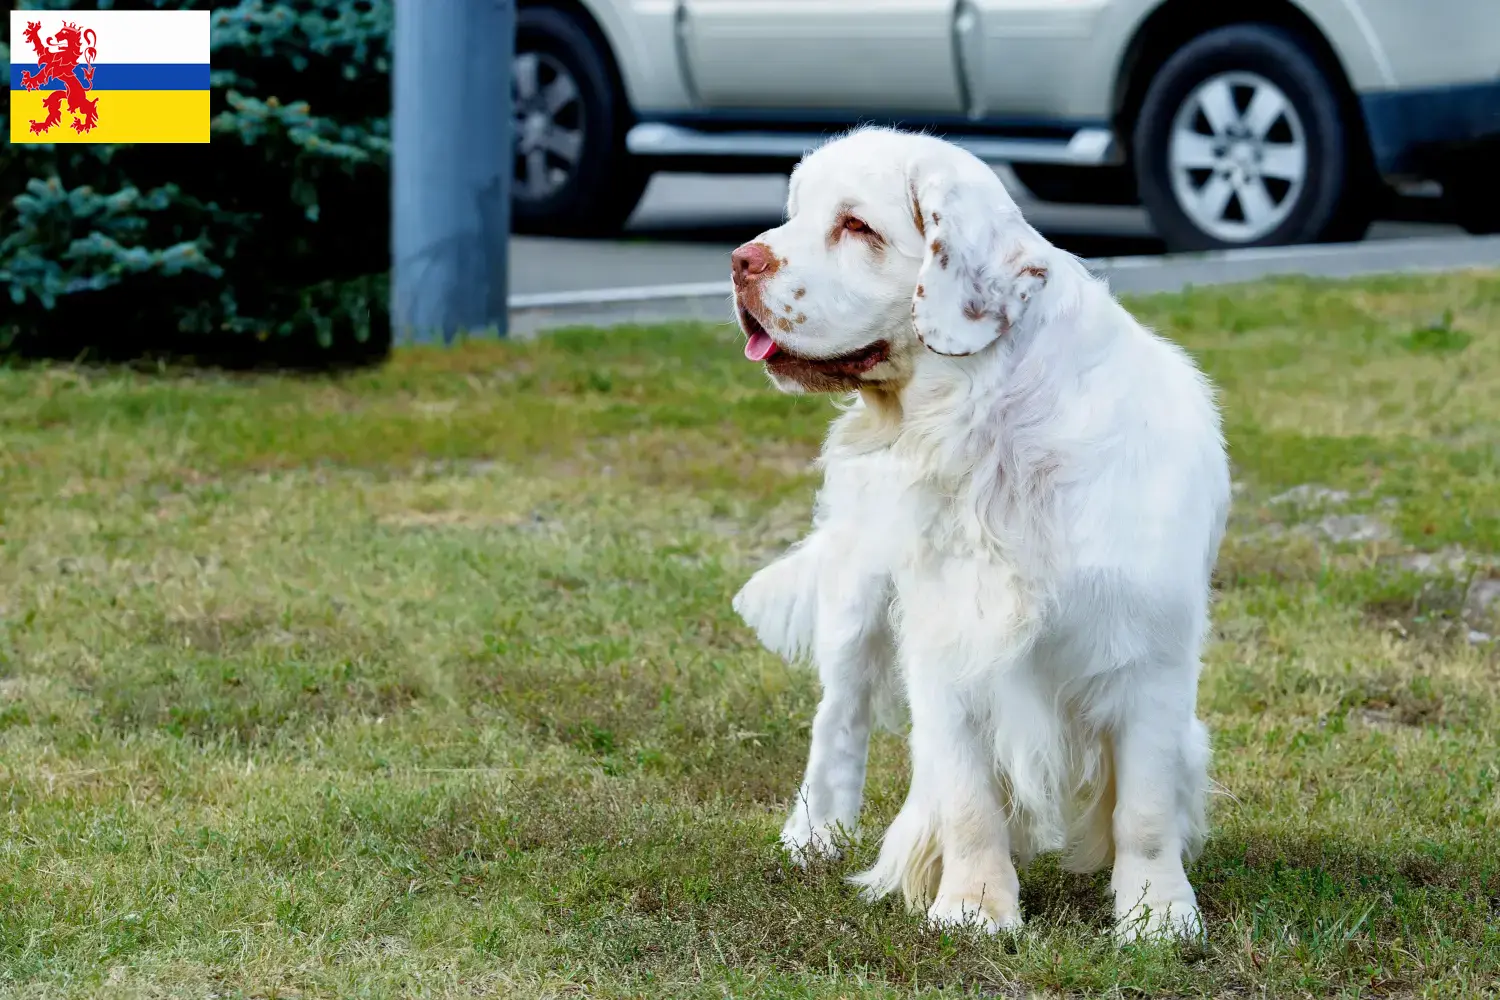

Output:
xmin=0 ymin=271 xmax=1497 ymax=997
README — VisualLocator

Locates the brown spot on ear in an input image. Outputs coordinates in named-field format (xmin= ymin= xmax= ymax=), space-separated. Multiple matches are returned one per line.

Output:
xmin=931 ymin=210 xmax=942 ymax=224
xmin=774 ymin=316 xmax=794 ymax=333
xmin=910 ymin=182 xmax=926 ymax=237
xmin=915 ymin=284 xmax=925 ymax=298
xmin=962 ymin=300 xmax=988 ymax=322
xmin=929 ymin=240 xmax=950 ymax=269
xmin=795 ymin=288 xmax=806 ymax=299
xmin=784 ymin=304 xmax=793 ymax=314
xmin=795 ymin=313 xmax=806 ymax=324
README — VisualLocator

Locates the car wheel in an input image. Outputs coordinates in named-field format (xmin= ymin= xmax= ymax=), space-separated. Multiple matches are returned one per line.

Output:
xmin=1132 ymin=24 xmax=1371 ymax=251
xmin=512 ymin=6 xmax=649 ymax=236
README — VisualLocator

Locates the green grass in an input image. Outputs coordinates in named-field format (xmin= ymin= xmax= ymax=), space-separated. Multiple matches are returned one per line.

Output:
xmin=2 ymin=271 xmax=1498 ymax=998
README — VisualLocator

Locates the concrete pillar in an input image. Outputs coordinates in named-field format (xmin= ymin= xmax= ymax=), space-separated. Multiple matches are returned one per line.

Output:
xmin=392 ymin=0 xmax=514 ymax=343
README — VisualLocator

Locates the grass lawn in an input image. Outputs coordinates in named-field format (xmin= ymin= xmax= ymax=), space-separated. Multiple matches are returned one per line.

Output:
xmin=2 ymin=271 xmax=1499 ymax=999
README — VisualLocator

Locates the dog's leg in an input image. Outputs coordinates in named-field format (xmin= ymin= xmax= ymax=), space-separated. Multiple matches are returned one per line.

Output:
xmin=912 ymin=681 xmax=1024 ymax=933
xmin=1108 ymin=660 xmax=1209 ymax=942
xmin=855 ymin=660 xmax=1023 ymax=932
xmin=736 ymin=529 xmax=892 ymax=862
xmin=779 ymin=560 xmax=893 ymax=863
xmin=855 ymin=559 xmax=1028 ymax=930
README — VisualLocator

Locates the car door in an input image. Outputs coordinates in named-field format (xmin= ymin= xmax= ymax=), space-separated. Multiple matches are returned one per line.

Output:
xmin=960 ymin=0 xmax=1124 ymax=123
xmin=1349 ymin=0 xmax=1500 ymax=89
xmin=676 ymin=0 xmax=966 ymax=115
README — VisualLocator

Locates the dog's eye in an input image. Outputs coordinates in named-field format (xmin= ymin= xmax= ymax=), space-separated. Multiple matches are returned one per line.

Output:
xmin=844 ymin=216 xmax=871 ymax=234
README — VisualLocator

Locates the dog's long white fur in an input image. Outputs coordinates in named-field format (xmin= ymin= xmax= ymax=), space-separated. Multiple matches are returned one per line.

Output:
xmin=732 ymin=128 xmax=1229 ymax=939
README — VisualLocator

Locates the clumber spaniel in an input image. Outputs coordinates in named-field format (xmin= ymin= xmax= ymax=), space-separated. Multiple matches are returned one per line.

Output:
xmin=730 ymin=128 xmax=1229 ymax=940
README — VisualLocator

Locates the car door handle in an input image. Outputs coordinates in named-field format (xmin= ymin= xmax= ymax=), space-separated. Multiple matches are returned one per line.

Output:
xmin=952 ymin=0 xmax=982 ymax=120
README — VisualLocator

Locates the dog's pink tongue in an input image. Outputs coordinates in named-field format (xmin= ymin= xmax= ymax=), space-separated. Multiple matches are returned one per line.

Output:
xmin=744 ymin=331 xmax=780 ymax=361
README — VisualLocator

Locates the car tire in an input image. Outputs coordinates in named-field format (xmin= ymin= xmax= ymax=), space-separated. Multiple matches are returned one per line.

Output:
xmin=1132 ymin=24 xmax=1371 ymax=252
xmin=511 ymin=5 xmax=650 ymax=236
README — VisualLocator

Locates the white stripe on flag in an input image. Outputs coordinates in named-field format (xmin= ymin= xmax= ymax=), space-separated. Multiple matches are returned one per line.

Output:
xmin=10 ymin=9 xmax=210 ymax=66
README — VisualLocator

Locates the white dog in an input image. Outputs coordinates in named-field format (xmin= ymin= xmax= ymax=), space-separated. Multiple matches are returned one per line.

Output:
xmin=729 ymin=128 xmax=1229 ymax=941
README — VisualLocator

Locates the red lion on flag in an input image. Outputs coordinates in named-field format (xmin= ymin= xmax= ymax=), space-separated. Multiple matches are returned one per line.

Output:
xmin=19 ymin=20 xmax=100 ymax=135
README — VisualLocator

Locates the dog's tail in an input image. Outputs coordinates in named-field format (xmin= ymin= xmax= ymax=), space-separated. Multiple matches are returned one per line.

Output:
xmin=848 ymin=798 xmax=943 ymax=912
xmin=1055 ymin=734 xmax=1116 ymax=875
xmin=732 ymin=540 xmax=821 ymax=665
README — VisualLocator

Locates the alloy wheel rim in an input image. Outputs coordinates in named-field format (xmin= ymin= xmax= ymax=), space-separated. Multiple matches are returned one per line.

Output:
xmin=513 ymin=51 xmax=585 ymax=202
xmin=1168 ymin=71 xmax=1308 ymax=242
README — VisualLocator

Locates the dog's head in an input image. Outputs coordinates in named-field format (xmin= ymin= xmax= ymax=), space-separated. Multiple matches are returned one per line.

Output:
xmin=732 ymin=127 xmax=1054 ymax=393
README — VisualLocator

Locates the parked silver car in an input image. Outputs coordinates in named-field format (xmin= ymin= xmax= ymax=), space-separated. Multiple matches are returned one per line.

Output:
xmin=511 ymin=0 xmax=1500 ymax=249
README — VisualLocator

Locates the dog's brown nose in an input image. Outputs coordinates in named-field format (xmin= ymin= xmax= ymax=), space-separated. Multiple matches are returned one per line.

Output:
xmin=731 ymin=242 xmax=773 ymax=281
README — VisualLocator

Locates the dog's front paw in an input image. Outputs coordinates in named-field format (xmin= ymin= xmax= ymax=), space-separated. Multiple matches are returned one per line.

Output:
xmin=1111 ymin=852 xmax=1205 ymax=944
xmin=779 ymin=810 xmax=851 ymax=866
xmin=927 ymin=891 xmax=1024 ymax=935
xmin=1114 ymin=891 xmax=1204 ymax=944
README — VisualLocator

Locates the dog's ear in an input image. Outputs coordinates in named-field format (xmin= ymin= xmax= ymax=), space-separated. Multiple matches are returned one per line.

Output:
xmin=909 ymin=171 xmax=1050 ymax=357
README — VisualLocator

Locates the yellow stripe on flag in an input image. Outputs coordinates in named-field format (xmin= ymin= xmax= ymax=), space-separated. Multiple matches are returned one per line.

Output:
xmin=9 ymin=89 xmax=210 ymax=144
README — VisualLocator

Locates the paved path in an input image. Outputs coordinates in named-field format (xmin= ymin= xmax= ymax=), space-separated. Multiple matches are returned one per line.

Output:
xmin=510 ymin=170 xmax=1462 ymax=297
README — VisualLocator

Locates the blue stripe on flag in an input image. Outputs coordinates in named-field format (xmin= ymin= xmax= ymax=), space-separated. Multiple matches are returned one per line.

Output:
xmin=9 ymin=63 xmax=210 ymax=91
